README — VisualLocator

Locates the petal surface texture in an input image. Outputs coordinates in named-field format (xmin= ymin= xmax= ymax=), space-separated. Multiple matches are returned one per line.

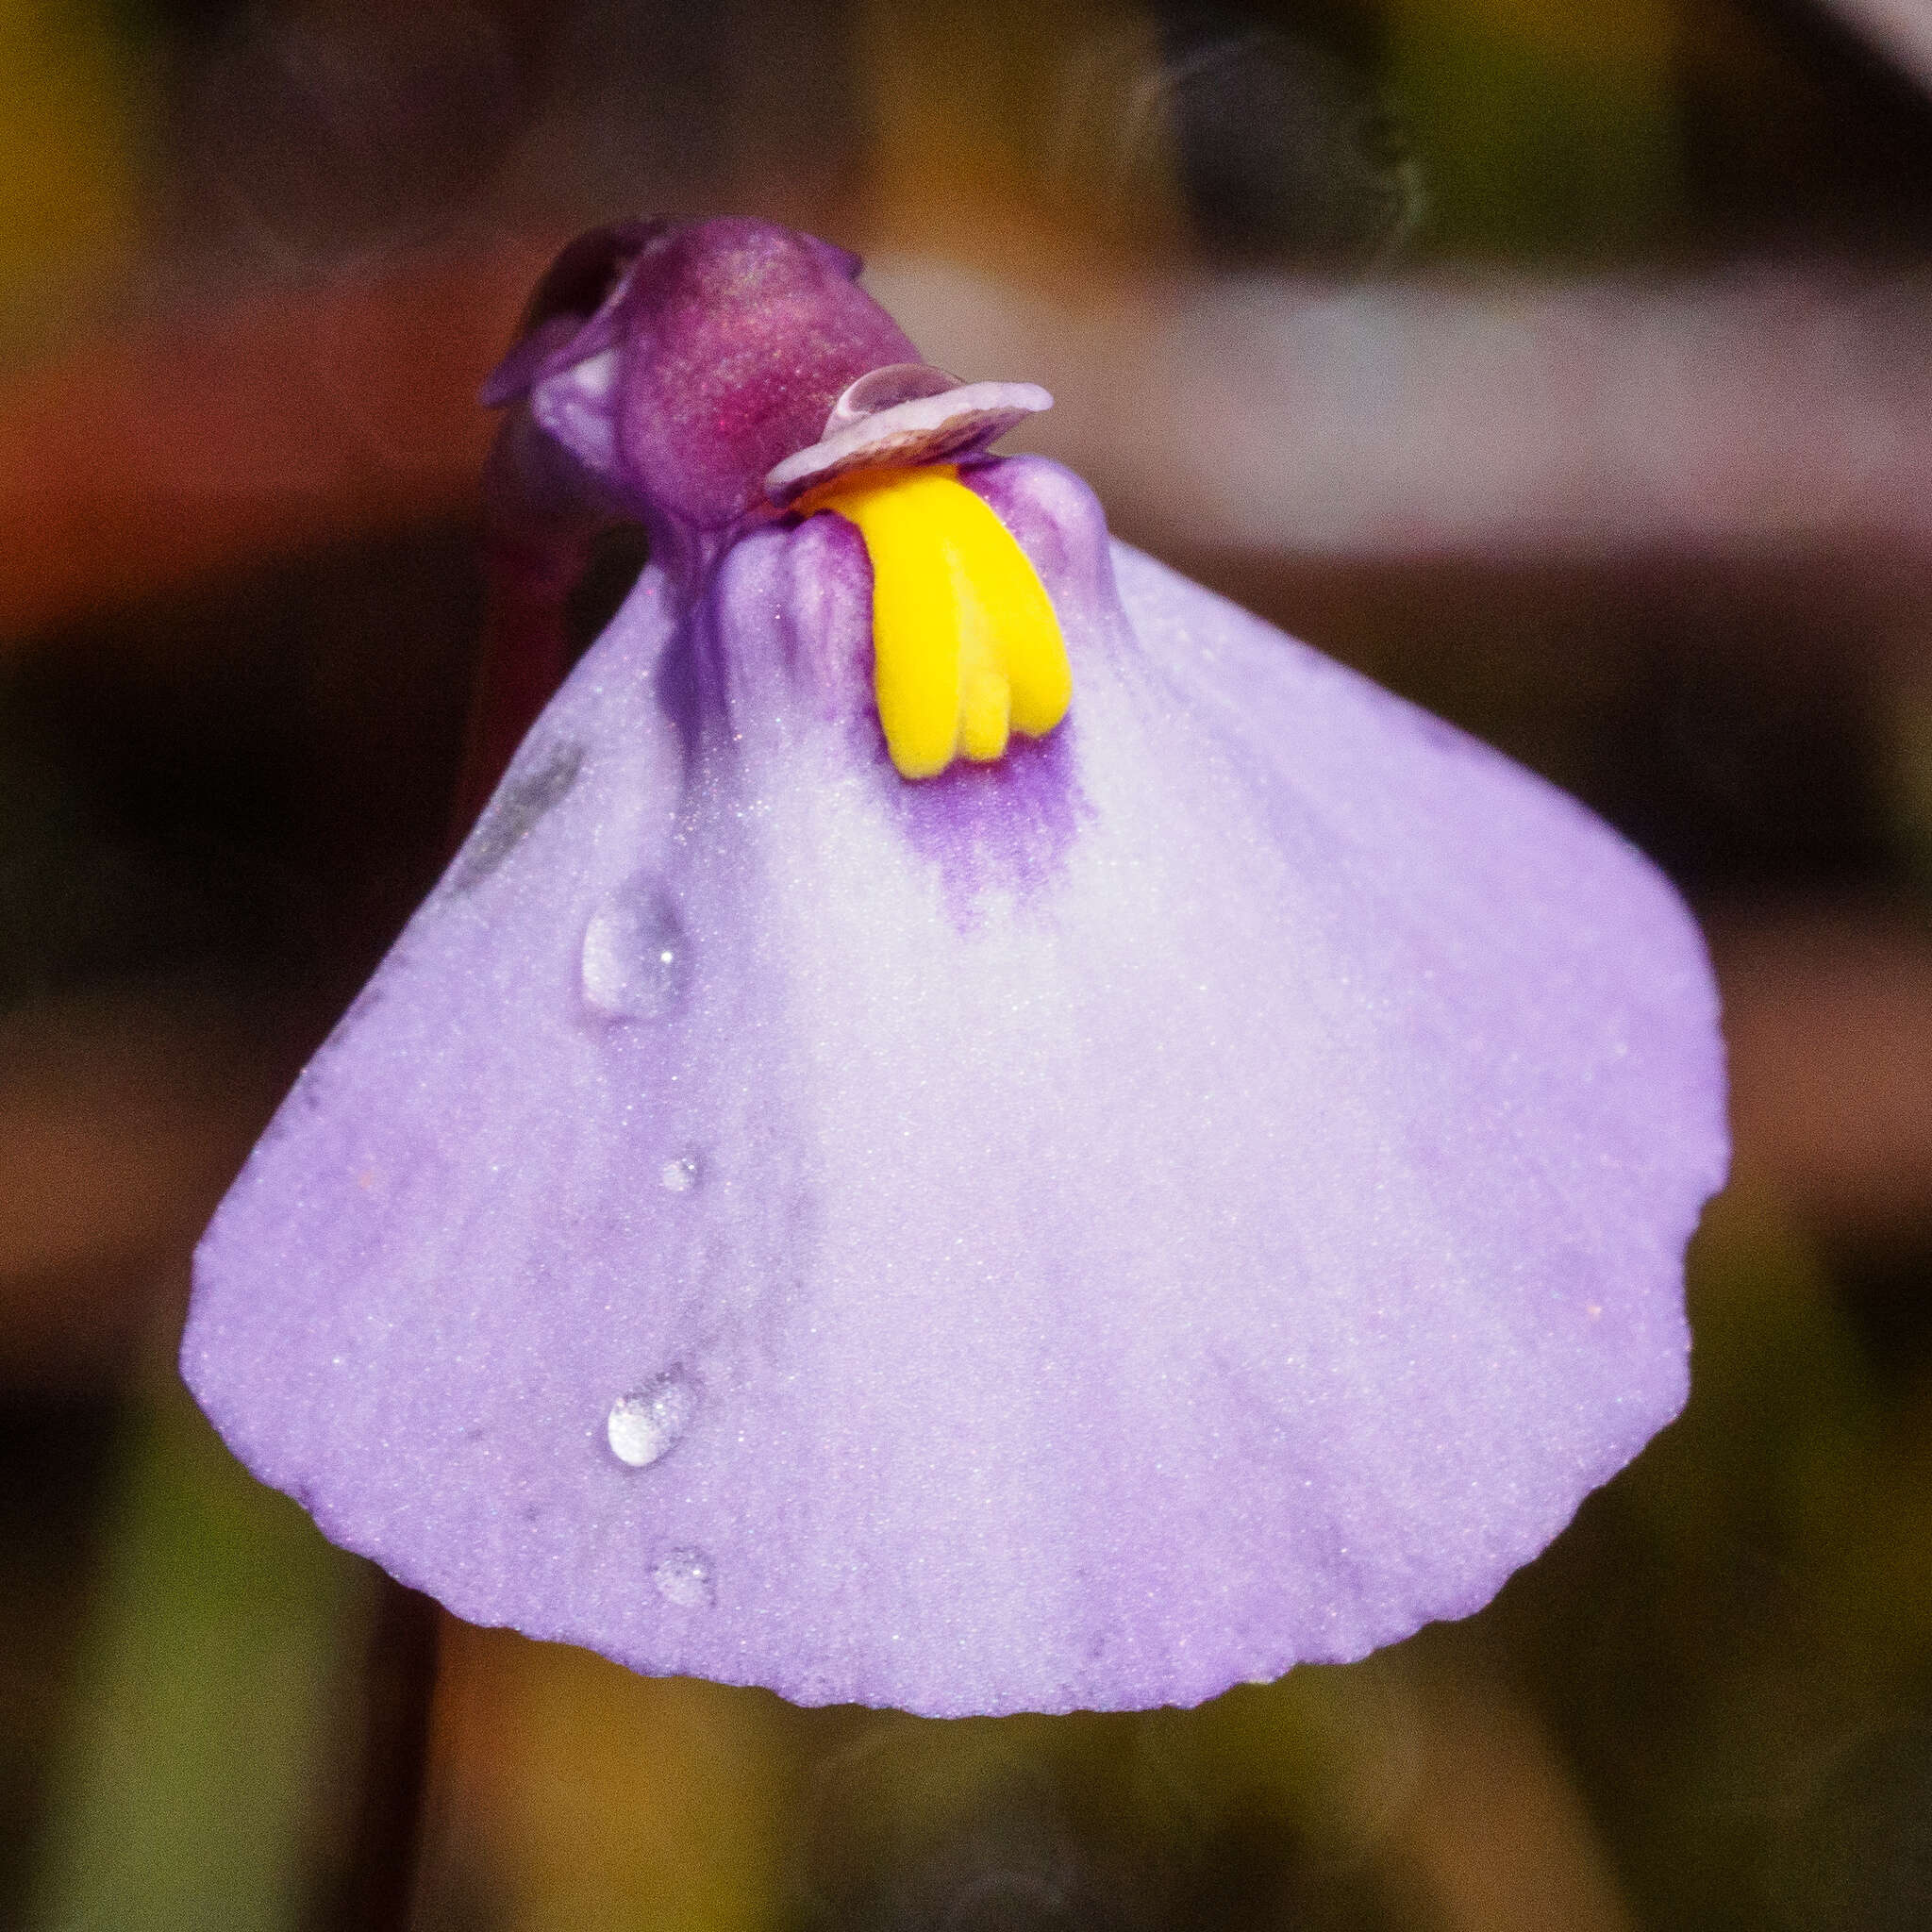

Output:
xmin=183 ymin=459 xmax=1727 ymax=1717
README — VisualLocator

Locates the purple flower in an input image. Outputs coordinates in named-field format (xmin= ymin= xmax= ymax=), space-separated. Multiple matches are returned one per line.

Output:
xmin=181 ymin=218 xmax=1728 ymax=1717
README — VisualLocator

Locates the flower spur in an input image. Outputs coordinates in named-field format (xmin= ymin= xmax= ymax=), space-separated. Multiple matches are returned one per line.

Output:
xmin=182 ymin=217 xmax=1728 ymax=1717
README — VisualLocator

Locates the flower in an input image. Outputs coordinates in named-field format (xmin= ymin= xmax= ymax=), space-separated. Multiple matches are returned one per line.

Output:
xmin=181 ymin=217 xmax=1728 ymax=1718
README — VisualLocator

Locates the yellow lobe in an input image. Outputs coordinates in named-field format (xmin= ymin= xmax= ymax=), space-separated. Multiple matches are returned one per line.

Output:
xmin=797 ymin=464 xmax=1072 ymax=780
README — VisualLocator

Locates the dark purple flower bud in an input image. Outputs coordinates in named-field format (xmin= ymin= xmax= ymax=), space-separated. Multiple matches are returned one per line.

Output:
xmin=484 ymin=217 xmax=923 ymax=578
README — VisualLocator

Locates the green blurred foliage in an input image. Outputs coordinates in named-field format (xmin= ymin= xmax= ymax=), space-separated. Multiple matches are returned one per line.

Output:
xmin=24 ymin=1374 xmax=373 ymax=1931
xmin=1387 ymin=0 xmax=1681 ymax=256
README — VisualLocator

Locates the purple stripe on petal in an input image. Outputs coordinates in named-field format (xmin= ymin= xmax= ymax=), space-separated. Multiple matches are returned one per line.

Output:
xmin=884 ymin=727 xmax=1087 ymax=916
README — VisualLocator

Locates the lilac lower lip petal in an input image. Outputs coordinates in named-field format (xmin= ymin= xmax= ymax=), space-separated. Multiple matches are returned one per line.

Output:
xmin=180 ymin=221 xmax=1728 ymax=1719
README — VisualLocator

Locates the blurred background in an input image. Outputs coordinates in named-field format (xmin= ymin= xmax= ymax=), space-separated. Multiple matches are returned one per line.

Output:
xmin=5 ymin=0 xmax=1932 ymax=1926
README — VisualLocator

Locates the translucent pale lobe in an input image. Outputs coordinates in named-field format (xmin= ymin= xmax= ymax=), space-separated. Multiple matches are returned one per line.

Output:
xmin=182 ymin=458 xmax=1726 ymax=1717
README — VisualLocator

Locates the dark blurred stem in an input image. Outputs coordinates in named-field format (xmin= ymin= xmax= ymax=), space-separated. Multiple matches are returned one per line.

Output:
xmin=337 ymin=1583 xmax=441 ymax=1929
xmin=347 ymin=504 xmax=591 ymax=1932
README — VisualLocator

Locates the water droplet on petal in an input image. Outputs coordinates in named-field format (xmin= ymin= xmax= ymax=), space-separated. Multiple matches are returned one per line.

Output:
xmin=825 ymin=360 xmax=959 ymax=431
xmin=653 ymin=1546 xmax=715 ymax=1607
xmin=581 ymin=879 xmax=690 ymax=1021
xmin=659 ymin=1150 xmax=702 ymax=1193
xmin=607 ymin=1369 xmax=697 ymax=1468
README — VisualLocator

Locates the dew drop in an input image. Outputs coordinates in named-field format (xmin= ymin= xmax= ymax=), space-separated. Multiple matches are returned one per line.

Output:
xmin=825 ymin=360 xmax=959 ymax=430
xmin=653 ymin=1546 xmax=715 ymax=1607
xmin=658 ymin=1150 xmax=702 ymax=1193
xmin=606 ymin=1369 xmax=697 ymax=1469
xmin=455 ymin=742 xmax=583 ymax=891
xmin=582 ymin=879 xmax=690 ymax=1021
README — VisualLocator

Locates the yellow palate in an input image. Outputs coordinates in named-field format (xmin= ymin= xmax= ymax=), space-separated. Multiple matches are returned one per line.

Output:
xmin=798 ymin=464 xmax=1072 ymax=780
